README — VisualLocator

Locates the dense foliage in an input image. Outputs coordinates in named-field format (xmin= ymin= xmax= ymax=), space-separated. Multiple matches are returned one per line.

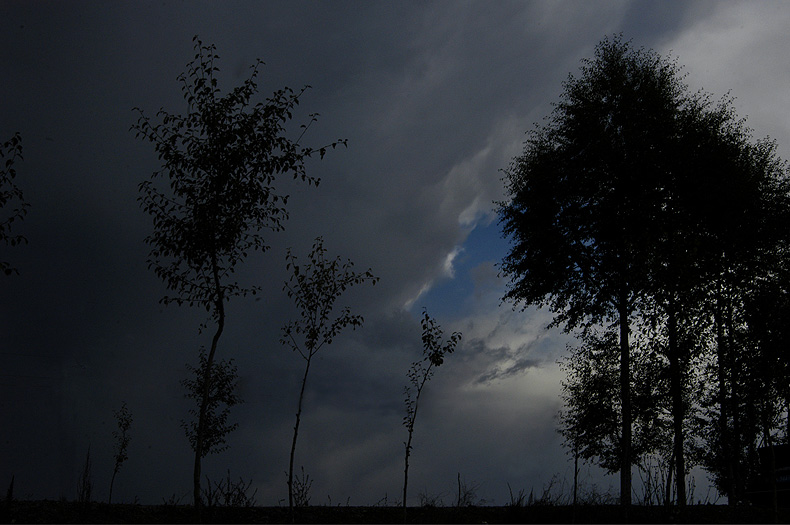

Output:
xmin=500 ymin=34 xmax=790 ymax=506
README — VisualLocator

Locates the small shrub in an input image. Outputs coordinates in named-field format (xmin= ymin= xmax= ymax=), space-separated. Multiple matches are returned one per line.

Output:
xmin=76 ymin=447 xmax=92 ymax=504
xmin=202 ymin=470 xmax=257 ymax=508
xmin=418 ymin=488 xmax=445 ymax=508
xmin=455 ymin=473 xmax=484 ymax=507
xmin=291 ymin=466 xmax=312 ymax=507
xmin=162 ymin=492 xmax=187 ymax=506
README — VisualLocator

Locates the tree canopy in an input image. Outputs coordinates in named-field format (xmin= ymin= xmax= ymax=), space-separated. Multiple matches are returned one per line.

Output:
xmin=499 ymin=34 xmax=790 ymax=507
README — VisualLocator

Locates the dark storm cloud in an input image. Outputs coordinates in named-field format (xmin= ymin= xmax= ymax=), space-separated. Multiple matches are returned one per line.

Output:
xmin=3 ymin=0 xmax=787 ymax=507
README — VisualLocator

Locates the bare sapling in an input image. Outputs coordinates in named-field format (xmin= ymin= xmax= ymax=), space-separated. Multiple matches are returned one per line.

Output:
xmin=280 ymin=236 xmax=378 ymax=517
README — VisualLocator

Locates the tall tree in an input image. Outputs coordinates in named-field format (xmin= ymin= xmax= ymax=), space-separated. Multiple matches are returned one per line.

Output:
xmin=280 ymin=237 xmax=378 ymax=517
xmin=499 ymin=35 xmax=686 ymax=506
xmin=662 ymin=98 xmax=790 ymax=504
xmin=696 ymin=133 xmax=790 ymax=504
xmin=0 ymin=132 xmax=29 ymax=276
xmin=132 ymin=36 xmax=345 ymax=509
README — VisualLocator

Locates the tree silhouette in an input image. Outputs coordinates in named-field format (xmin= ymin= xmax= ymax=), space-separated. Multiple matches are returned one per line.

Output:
xmin=0 ymin=132 xmax=29 ymax=276
xmin=280 ymin=237 xmax=378 ymax=517
xmin=132 ymin=36 xmax=346 ymax=509
xmin=181 ymin=349 xmax=241 ymax=458
xmin=402 ymin=310 xmax=461 ymax=518
xmin=502 ymin=34 xmax=790 ymax=509
xmin=687 ymin=131 xmax=790 ymax=504
xmin=648 ymin=94 xmax=790 ymax=505
xmin=558 ymin=328 xmax=671 ymax=478
xmin=499 ymin=35 xmax=687 ymax=507
xmin=108 ymin=402 xmax=132 ymax=504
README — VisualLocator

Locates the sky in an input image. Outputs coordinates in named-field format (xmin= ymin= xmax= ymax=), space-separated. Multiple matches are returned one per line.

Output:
xmin=2 ymin=0 xmax=790 ymax=507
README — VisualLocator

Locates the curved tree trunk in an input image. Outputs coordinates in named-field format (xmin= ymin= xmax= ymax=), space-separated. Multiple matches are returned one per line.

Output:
xmin=667 ymin=293 xmax=686 ymax=507
xmin=193 ymin=258 xmax=226 ymax=511
xmin=108 ymin=471 xmax=116 ymax=505
xmin=289 ymin=354 xmax=313 ymax=518
xmin=402 ymin=362 xmax=433 ymax=521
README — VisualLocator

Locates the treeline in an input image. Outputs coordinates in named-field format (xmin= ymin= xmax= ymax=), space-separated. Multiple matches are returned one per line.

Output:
xmin=499 ymin=35 xmax=789 ymax=507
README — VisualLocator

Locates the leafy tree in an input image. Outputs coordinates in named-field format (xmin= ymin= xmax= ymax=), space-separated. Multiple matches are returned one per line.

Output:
xmin=132 ymin=36 xmax=345 ymax=508
xmin=498 ymin=35 xmax=687 ymax=506
xmin=558 ymin=328 xmax=671 ymax=478
xmin=654 ymin=97 xmax=790 ymax=505
xmin=0 ymin=132 xmax=29 ymax=276
xmin=643 ymin=91 xmax=790 ymax=505
xmin=280 ymin=237 xmax=378 ymax=516
xmin=402 ymin=310 xmax=461 ymax=517
xmin=108 ymin=402 xmax=133 ymax=504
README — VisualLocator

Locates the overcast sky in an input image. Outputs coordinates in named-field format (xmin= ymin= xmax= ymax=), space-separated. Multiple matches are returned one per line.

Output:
xmin=2 ymin=1 xmax=790 ymax=507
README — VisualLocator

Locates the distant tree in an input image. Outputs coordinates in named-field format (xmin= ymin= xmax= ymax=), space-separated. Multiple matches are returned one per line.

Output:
xmin=108 ymin=402 xmax=133 ymax=504
xmin=402 ymin=310 xmax=461 ymax=517
xmin=498 ymin=35 xmax=688 ymax=506
xmin=132 ymin=36 xmax=345 ymax=509
xmin=558 ymin=328 xmax=671 ymax=478
xmin=0 ymin=132 xmax=30 ymax=276
xmin=280 ymin=237 xmax=378 ymax=516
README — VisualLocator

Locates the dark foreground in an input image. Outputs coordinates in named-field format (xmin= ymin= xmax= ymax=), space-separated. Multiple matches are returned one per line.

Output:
xmin=2 ymin=501 xmax=788 ymax=523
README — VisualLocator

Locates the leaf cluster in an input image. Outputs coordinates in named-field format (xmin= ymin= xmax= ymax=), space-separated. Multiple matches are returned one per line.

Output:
xmin=111 ymin=402 xmax=133 ymax=475
xmin=402 ymin=310 xmax=461 ymax=432
xmin=181 ymin=348 xmax=242 ymax=457
xmin=0 ymin=132 xmax=30 ymax=276
xmin=133 ymin=36 xmax=347 ymax=314
xmin=280 ymin=236 xmax=378 ymax=360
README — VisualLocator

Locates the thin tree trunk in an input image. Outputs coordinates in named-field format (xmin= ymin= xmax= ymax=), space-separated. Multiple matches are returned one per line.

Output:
xmin=786 ymin=399 xmax=789 ymax=445
xmin=108 ymin=470 xmax=116 ymax=505
xmin=725 ymin=299 xmax=743 ymax=501
xmin=618 ymin=297 xmax=632 ymax=509
xmin=573 ymin=440 xmax=578 ymax=507
xmin=715 ymin=288 xmax=736 ymax=505
xmin=667 ymin=293 xmax=686 ymax=507
xmin=763 ymin=420 xmax=778 ymax=523
xmin=403 ymin=426 xmax=414 ymax=521
xmin=573 ymin=440 xmax=578 ymax=524
xmin=193 ymin=258 xmax=226 ymax=511
xmin=664 ymin=450 xmax=674 ymax=507
xmin=289 ymin=354 xmax=313 ymax=518
xmin=403 ymin=363 xmax=432 ymax=522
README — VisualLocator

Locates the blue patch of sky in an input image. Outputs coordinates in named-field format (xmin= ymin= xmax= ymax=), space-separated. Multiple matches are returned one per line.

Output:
xmin=414 ymin=219 xmax=511 ymax=319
